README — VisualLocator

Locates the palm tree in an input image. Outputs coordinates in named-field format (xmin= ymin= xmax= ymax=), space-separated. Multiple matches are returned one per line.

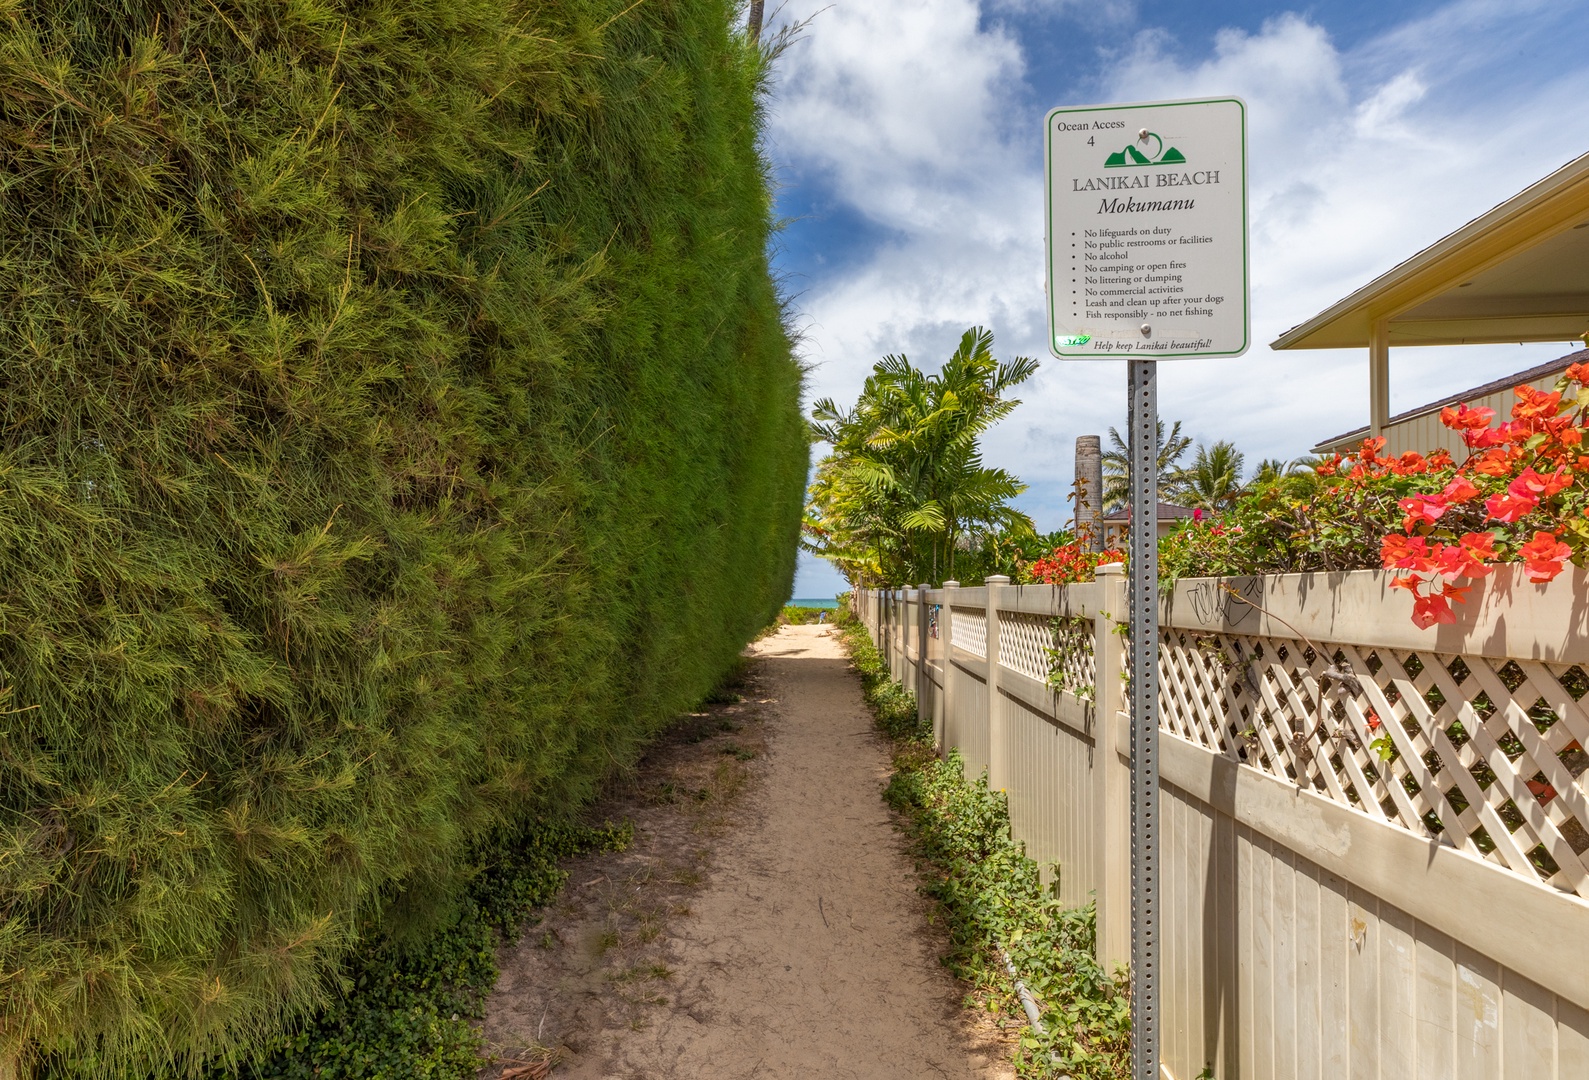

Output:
xmin=1251 ymin=457 xmax=1292 ymax=486
xmin=1174 ymin=440 xmax=1247 ymax=511
xmin=1101 ymin=419 xmax=1192 ymax=511
xmin=1249 ymin=454 xmax=1330 ymax=498
xmin=807 ymin=327 xmax=1038 ymax=585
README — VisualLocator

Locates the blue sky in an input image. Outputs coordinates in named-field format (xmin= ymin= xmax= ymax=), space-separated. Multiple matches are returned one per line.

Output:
xmin=772 ymin=0 xmax=1589 ymax=599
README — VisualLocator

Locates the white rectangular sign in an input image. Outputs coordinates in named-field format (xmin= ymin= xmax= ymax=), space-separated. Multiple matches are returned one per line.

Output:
xmin=1044 ymin=97 xmax=1249 ymax=359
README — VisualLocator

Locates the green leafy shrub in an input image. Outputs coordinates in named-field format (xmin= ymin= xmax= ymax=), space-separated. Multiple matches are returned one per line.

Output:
xmin=838 ymin=617 xmax=925 ymax=742
xmin=233 ymin=820 xmax=630 ymax=1080
xmin=837 ymin=620 xmax=1130 ymax=1078
xmin=0 ymin=0 xmax=804 ymax=1070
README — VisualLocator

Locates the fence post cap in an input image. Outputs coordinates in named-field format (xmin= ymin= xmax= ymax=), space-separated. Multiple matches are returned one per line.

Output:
xmin=1095 ymin=562 xmax=1125 ymax=577
xmin=943 ymin=580 xmax=960 ymax=589
xmin=986 ymin=575 xmax=1012 ymax=585
xmin=917 ymin=582 xmax=931 ymax=591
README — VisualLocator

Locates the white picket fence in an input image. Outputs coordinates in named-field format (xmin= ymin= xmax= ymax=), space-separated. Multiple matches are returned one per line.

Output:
xmin=855 ymin=565 xmax=1589 ymax=1080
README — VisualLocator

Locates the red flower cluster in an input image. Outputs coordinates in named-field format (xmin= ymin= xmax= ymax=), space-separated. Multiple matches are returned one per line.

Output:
xmin=1373 ymin=367 xmax=1588 ymax=628
xmin=1026 ymin=541 xmax=1127 ymax=586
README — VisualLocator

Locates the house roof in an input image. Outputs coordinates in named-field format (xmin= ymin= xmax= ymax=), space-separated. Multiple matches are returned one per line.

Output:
xmin=1101 ymin=501 xmax=1200 ymax=523
xmin=1311 ymin=348 xmax=1588 ymax=453
xmin=1271 ymin=152 xmax=1589 ymax=350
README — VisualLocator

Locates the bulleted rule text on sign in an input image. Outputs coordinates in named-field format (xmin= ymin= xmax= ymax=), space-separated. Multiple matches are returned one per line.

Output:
xmin=1044 ymin=97 xmax=1249 ymax=360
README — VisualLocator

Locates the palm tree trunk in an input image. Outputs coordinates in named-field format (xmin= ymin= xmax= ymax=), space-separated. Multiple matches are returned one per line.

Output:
xmin=747 ymin=0 xmax=765 ymax=44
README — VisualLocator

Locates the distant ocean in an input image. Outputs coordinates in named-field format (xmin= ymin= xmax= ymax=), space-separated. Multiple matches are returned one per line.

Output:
xmin=787 ymin=597 xmax=840 ymax=609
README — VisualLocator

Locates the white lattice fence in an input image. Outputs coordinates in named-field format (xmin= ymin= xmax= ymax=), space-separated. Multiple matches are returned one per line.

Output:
xmin=1159 ymin=627 xmax=1589 ymax=897
xmin=998 ymin=612 xmax=1056 ymax=682
xmin=861 ymin=577 xmax=1589 ymax=1079
xmin=954 ymin=608 xmax=988 ymax=658
xmin=1051 ymin=616 xmax=1096 ymax=700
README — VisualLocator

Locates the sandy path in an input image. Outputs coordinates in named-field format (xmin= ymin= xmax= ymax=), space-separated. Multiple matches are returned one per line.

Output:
xmin=482 ymin=624 xmax=1010 ymax=1079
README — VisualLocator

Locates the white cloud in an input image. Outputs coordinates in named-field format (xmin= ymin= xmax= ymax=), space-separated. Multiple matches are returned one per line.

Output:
xmin=987 ymin=0 xmax=1136 ymax=23
xmin=779 ymin=1 xmax=1589 ymax=593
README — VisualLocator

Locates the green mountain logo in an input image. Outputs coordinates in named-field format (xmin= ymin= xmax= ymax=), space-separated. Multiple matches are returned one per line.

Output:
xmin=1104 ymin=131 xmax=1186 ymax=168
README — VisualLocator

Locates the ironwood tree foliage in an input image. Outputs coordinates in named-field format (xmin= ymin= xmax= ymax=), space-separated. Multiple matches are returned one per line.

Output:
xmin=0 ymin=0 xmax=806 ymax=1070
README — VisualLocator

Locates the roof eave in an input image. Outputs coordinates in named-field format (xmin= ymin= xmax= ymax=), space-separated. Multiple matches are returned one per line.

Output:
xmin=1271 ymin=152 xmax=1589 ymax=352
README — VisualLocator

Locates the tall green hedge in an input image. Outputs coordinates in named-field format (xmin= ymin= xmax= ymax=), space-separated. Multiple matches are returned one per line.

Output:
xmin=0 ymin=0 xmax=806 ymax=1071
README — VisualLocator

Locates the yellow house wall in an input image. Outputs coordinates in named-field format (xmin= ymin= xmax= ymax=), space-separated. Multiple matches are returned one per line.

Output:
xmin=1324 ymin=369 xmax=1568 ymax=458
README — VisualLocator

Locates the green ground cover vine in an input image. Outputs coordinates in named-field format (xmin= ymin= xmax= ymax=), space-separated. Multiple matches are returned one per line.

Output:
xmin=835 ymin=607 xmax=1131 ymax=1079
xmin=230 ymin=819 xmax=631 ymax=1080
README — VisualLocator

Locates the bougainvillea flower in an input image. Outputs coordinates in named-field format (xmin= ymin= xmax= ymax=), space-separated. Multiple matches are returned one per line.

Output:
xmin=1399 ymin=494 xmax=1452 ymax=531
xmin=1519 ymin=530 xmax=1572 ymax=583
xmin=1439 ymin=476 xmax=1481 ymax=504
xmin=1426 ymin=449 xmax=1456 ymax=469
xmin=1511 ymin=466 xmax=1573 ymax=500
xmin=1391 ymin=451 xmax=1429 ymax=476
xmin=1473 ymin=448 xmax=1517 ymax=476
xmin=1461 ymin=530 xmax=1498 ymax=566
xmin=1410 ymin=590 xmax=1456 ymax=629
xmin=1472 ymin=423 xmax=1532 ymax=449
xmin=1365 ymin=710 xmax=1383 ymax=731
xmin=1388 ymin=574 xmax=1422 ymax=594
xmin=1027 ymin=542 xmax=1126 ymax=586
xmin=1527 ymin=779 xmax=1558 ymax=804
xmin=1513 ymin=385 xmax=1565 ymax=422
xmin=1435 ymin=535 xmax=1497 ymax=580
xmin=1381 ymin=534 xmax=1433 ymax=571
xmin=1441 ymin=403 xmax=1496 ymax=431
xmin=1486 ymin=490 xmax=1538 ymax=523
xmin=1356 ymin=437 xmax=1387 ymax=464
xmin=1566 ymin=362 xmax=1589 ymax=384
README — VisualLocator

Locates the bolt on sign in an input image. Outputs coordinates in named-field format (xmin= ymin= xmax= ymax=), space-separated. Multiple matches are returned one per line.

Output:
xmin=1044 ymin=97 xmax=1249 ymax=359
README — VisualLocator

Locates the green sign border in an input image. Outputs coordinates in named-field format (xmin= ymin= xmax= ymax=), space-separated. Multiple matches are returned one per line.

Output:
xmin=1044 ymin=97 xmax=1249 ymax=361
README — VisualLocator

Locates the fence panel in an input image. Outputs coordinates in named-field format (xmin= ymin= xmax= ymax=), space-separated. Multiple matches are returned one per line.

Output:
xmin=852 ymin=566 xmax=1589 ymax=1080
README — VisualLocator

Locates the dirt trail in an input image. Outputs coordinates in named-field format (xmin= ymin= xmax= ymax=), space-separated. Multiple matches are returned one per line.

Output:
xmin=481 ymin=624 xmax=1011 ymax=1079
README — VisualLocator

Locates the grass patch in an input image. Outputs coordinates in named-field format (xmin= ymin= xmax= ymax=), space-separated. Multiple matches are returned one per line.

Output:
xmin=836 ymin=611 xmax=1132 ymax=1079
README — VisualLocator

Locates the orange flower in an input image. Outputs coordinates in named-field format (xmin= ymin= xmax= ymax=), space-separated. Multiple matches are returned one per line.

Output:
xmin=1410 ymin=590 xmax=1455 ymax=629
xmin=1441 ymin=403 xmax=1495 ymax=431
xmin=1399 ymin=494 xmax=1449 ymax=531
xmin=1486 ymin=489 xmax=1538 ymax=523
xmin=1391 ymin=451 xmax=1429 ymax=476
xmin=1461 ymin=530 xmax=1498 ymax=562
xmin=1356 ymin=437 xmax=1388 ymax=464
xmin=1439 ymin=475 xmax=1481 ymax=503
xmin=1473 ymin=448 xmax=1516 ymax=476
xmin=1518 ymin=530 xmax=1571 ymax=583
xmin=1513 ymin=385 xmax=1565 ymax=422
xmin=1382 ymin=534 xmax=1433 ymax=571
xmin=1528 ymin=779 xmax=1558 ymax=804
xmin=1435 ymin=533 xmax=1496 ymax=579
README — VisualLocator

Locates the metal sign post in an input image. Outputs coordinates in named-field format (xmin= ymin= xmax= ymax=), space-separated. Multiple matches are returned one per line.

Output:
xmin=1043 ymin=96 xmax=1248 ymax=1080
xmin=1126 ymin=357 xmax=1160 ymax=1080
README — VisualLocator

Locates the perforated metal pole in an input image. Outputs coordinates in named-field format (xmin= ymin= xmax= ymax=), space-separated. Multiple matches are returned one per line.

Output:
xmin=1127 ymin=358 xmax=1160 ymax=1080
